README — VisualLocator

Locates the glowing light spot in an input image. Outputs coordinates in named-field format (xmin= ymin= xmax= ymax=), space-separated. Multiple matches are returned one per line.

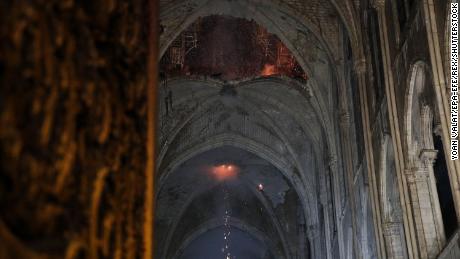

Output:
xmin=258 ymin=183 xmax=264 ymax=191
xmin=261 ymin=64 xmax=276 ymax=76
xmin=211 ymin=164 xmax=239 ymax=181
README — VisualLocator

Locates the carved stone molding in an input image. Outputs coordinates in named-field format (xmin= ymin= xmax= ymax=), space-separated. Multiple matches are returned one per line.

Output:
xmin=383 ymin=222 xmax=402 ymax=236
xmin=372 ymin=0 xmax=386 ymax=10
xmin=328 ymin=156 xmax=338 ymax=171
xmin=405 ymin=168 xmax=429 ymax=183
xmin=433 ymin=121 xmax=442 ymax=137
xmin=354 ymin=58 xmax=367 ymax=75
xmin=419 ymin=149 xmax=438 ymax=168
xmin=339 ymin=110 xmax=351 ymax=126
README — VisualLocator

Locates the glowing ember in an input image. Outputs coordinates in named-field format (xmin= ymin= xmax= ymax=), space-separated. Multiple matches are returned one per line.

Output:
xmin=258 ymin=183 xmax=264 ymax=191
xmin=222 ymin=184 xmax=232 ymax=259
xmin=212 ymin=164 xmax=239 ymax=181
xmin=261 ymin=64 xmax=276 ymax=76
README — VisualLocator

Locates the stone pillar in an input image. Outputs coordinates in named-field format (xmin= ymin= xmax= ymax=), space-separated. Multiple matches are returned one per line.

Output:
xmin=338 ymin=109 xmax=362 ymax=259
xmin=298 ymin=202 xmax=307 ymax=259
xmin=383 ymin=222 xmax=407 ymax=259
xmin=328 ymin=156 xmax=346 ymax=258
xmin=307 ymin=225 xmax=321 ymax=259
xmin=372 ymin=0 xmax=418 ymax=257
xmin=353 ymin=57 xmax=386 ymax=259
xmin=320 ymin=173 xmax=333 ymax=259
xmin=420 ymin=149 xmax=446 ymax=252
xmin=406 ymin=152 xmax=445 ymax=259
xmin=405 ymin=166 xmax=427 ymax=259
xmin=421 ymin=0 xmax=460 ymax=224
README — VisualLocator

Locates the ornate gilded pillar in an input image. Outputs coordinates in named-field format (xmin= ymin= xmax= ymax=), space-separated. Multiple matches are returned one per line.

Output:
xmin=89 ymin=168 xmax=110 ymax=259
xmin=145 ymin=0 xmax=159 ymax=258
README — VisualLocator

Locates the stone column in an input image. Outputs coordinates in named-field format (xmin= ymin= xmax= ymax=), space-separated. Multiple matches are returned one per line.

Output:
xmin=353 ymin=57 xmax=386 ymax=259
xmin=406 ymin=153 xmax=445 ymax=259
xmin=406 ymin=166 xmax=428 ymax=259
xmin=383 ymin=222 xmax=407 ymax=259
xmin=372 ymin=0 xmax=418 ymax=257
xmin=298 ymin=202 xmax=307 ymax=259
xmin=307 ymin=225 xmax=321 ymax=259
xmin=421 ymin=0 xmax=460 ymax=224
xmin=338 ymin=108 xmax=362 ymax=259
xmin=420 ymin=149 xmax=446 ymax=251
xmin=329 ymin=156 xmax=346 ymax=258
xmin=320 ymin=171 xmax=333 ymax=259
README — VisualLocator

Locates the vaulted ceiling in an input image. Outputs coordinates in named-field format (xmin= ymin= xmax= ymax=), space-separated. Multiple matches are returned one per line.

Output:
xmin=156 ymin=0 xmax=362 ymax=258
xmin=159 ymin=0 xmax=363 ymax=59
xmin=156 ymin=76 xmax=329 ymax=258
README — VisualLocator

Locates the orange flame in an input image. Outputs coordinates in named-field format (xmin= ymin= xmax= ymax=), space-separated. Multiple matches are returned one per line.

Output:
xmin=261 ymin=64 xmax=276 ymax=76
xmin=211 ymin=164 xmax=239 ymax=181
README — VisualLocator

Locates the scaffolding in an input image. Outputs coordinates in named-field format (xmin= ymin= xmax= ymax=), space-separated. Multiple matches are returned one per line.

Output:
xmin=255 ymin=26 xmax=272 ymax=58
xmin=168 ymin=19 xmax=201 ymax=69
xmin=276 ymin=43 xmax=295 ymax=69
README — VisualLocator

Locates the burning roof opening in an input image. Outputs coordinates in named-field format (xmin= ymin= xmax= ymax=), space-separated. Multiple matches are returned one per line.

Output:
xmin=160 ymin=15 xmax=308 ymax=82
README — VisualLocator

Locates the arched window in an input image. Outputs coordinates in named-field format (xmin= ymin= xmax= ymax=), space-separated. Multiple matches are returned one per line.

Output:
xmin=405 ymin=61 xmax=457 ymax=255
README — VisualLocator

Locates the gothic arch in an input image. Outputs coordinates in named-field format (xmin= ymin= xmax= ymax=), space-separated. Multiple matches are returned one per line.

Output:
xmin=155 ymin=78 xmax=331 ymax=257
xmin=156 ymin=133 xmax=319 ymax=227
xmin=158 ymin=3 xmax=346 ymax=166
xmin=404 ymin=60 xmax=447 ymax=257
xmin=156 ymin=78 xmax=331 ymax=226
xmin=160 ymin=170 xmax=293 ymax=259
xmin=156 ymin=3 xmax=365 ymax=258
xmin=405 ymin=61 xmax=437 ymax=161
xmin=157 ymin=78 xmax=323 ymax=176
xmin=172 ymin=217 xmax=286 ymax=259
